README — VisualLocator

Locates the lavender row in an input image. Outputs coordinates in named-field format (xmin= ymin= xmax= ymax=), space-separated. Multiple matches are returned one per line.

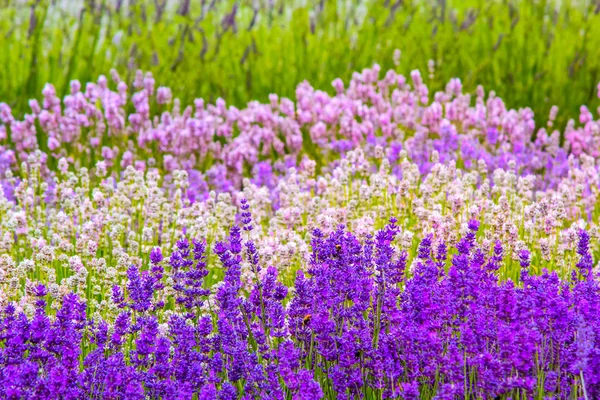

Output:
xmin=2 ymin=146 xmax=599 ymax=315
xmin=2 ymin=219 xmax=599 ymax=399
xmin=1 ymin=66 xmax=600 ymax=196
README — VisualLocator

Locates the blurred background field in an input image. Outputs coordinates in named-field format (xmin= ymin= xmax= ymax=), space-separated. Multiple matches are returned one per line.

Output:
xmin=1 ymin=0 xmax=599 ymax=128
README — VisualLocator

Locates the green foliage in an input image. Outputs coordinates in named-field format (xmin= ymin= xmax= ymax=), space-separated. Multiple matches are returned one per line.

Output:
xmin=1 ymin=0 xmax=599 ymax=128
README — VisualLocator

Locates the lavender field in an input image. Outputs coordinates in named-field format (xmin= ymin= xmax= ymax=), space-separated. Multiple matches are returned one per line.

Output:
xmin=1 ymin=1 xmax=600 ymax=399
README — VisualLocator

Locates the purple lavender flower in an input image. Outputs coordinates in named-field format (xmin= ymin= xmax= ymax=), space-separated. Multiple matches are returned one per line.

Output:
xmin=170 ymin=238 xmax=210 ymax=312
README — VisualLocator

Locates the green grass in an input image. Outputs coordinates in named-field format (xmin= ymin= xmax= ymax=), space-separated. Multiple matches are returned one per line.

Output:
xmin=0 ymin=0 xmax=599 ymax=129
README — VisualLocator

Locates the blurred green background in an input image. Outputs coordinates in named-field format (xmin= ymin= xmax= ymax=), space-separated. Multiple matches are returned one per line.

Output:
xmin=1 ymin=0 xmax=599 ymax=127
